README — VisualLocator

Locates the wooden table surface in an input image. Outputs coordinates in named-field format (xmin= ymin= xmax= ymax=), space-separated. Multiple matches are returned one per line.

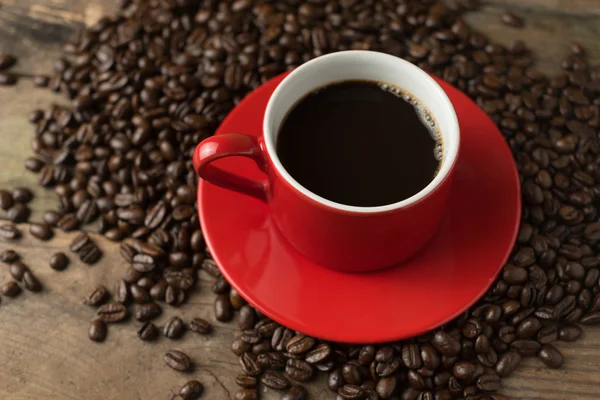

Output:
xmin=1 ymin=1 xmax=599 ymax=399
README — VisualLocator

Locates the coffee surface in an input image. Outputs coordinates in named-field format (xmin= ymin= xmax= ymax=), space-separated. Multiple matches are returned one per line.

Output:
xmin=276 ymin=80 xmax=441 ymax=207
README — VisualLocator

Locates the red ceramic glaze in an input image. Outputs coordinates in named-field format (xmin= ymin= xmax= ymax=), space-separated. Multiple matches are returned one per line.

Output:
xmin=196 ymin=73 xmax=521 ymax=343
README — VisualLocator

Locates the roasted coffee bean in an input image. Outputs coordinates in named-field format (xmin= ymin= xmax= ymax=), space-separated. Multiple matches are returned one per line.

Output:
xmin=43 ymin=211 xmax=61 ymax=227
xmin=281 ymin=385 xmax=308 ymax=400
xmin=11 ymin=187 xmax=32 ymax=204
xmin=232 ymin=337 xmax=251 ymax=357
xmin=29 ymin=222 xmax=52 ymax=241
xmin=23 ymin=271 xmax=42 ymax=292
xmin=150 ymin=280 xmax=168 ymax=301
xmin=114 ymin=280 xmax=129 ymax=304
xmin=179 ymin=380 xmax=204 ymax=400
xmin=287 ymin=334 xmax=316 ymax=355
xmin=0 ymin=249 xmax=19 ymax=263
xmin=431 ymin=332 xmax=461 ymax=357
xmin=69 ymin=232 xmax=90 ymax=252
xmin=240 ymin=352 xmax=261 ymax=376
xmin=132 ymin=253 xmax=156 ymax=272
xmin=83 ymin=285 xmax=107 ymax=306
xmin=559 ymin=325 xmax=583 ymax=342
xmin=57 ymin=213 xmax=79 ymax=231
xmin=286 ymin=358 xmax=313 ymax=381
xmin=49 ymin=252 xmax=69 ymax=271
xmin=537 ymin=325 xmax=558 ymax=344
xmin=163 ymin=317 xmax=185 ymax=339
xmin=215 ymin=294 xmax=234 ymax=322
xmin=375 ymin=376 xmax=397 ymax=398
xmin=328 ymin=368 xmax=344 ymax=391
xmin=130 ymin=284 xmax=151 ymax=304
xmin=0 ymin=72 xmax=17 ymax=85
xmin=134 ymin=303 xmax=162 ymax=322
xmin=164 ymin=350 xmax=192 ymax=372
xmin=97 ymin=303 xmax=128 ymax=323
xmin=0 ymin=53 xmax=16 ymax=70
xmin=0 ymin=223 xmax=21 ymax=240
xmin=261 ymin=370 xmax=289 ymax=390
xmin=337 ymin=384 xmax=365 ymax=399
xmin=137 ymin=322 xmax=158 ymax=341
xmin=402 ymin=343 xmax=423 ymax=369
xmin=10 ymin=261 xmax=28 ymax=281
xmin=538 ymin=344 xmax=564 ymax=368
xmin=189 ymin=317 xmax=212 ymax=335
xmin=0 ymin=190 xmax=13 ymax=210
xmin=230 ymin=288 xmax=246 ymax=310
xmin=476 ymin=373 xmax=500 ymax=392
xmin=89 ymin=319 xmax=107 ymax=342
xmin=238 ymin=305 xmax=257 ymax=330
xmin=305 ymin=343 xmax=332 ymax=364
xmin=236 ymin=374 xmax=257 ymax=389
xmin=1 ymin=280 xmax=21 ymax=297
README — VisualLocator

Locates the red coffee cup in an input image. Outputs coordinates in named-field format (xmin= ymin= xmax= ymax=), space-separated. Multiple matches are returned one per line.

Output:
xmin=193 ymin=51 xmax=460 ymax=272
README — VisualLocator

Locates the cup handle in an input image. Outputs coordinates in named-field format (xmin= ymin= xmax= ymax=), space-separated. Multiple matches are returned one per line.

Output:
xmin=193 ymin=134 xmax=269 ymax=202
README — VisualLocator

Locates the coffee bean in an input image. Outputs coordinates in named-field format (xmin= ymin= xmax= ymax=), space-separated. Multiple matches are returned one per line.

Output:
xmin=538 ymin=344 xmax=564 ymax=368
xmin=84 ymin=285 xmax=108 ymax=306
xmin=130 ymin=284 xmax=151 ymax=304
xmin=431 ymin=332 xmax=461 ymax=357
xmin=281 ymin=385 xmax=307 ymax=400
xmin=286 ymin=358 xmax=313 ymax=381
xmin=10 ymin=261 xmax=28 ymax=281
xmin=1 ymin=281 xmax=21 ymax=297
xmin=0 ymin=190 xmax=13 ymax=210
xmin=215 ymin=294 xmax=234 ymax=322
xmin=0 ymin=223 xmax=21 ymax=240
xmin=23 ymin=271 xmax=42 ymax=292
xmin=261 ymin=370 xmax=289 ymax=390
xmin=114 ymin=280 xmax=129 ymax=304
xmin=230 ymin=288 xmax=246 ymax=310
xmin=0 ymin=53 xmax=17 ymax=70
xmin=29 ymin=222 xmax=53 ymax=241
xmin=150 ymin=280 xmax=168 ymax=301
xmin=164 ymin=316 xmax=186 ymax=339
xmin=97 ymin=303 xmax=128 ymax=323
xmin=189 ymin=317 xmax=212 ymax=335
xmin=476 ymin=373 xmax=500 ymax=392
xmin=287 ymin=334 xmax=316 ymax=354
xmin=180 ymin=380 xmax=203 ymax=400
xmin=402 ymin=343 xmax=423 ymax=369
xmin=137 ymin=322 xmax=158 ymax=341
xmin=57 ymin=213 xmax=79 ymax=231
xmin=49 ymin=252 xmax=69 ymax=271
xmin=558 ymin=325 xmax=582 ymax=342
xmin=305 ymin=343 xmax=332 ymax=364
xmin=43 ymin=211 xmax=61 ymax=227
xmin=11 ymin=187 xmax=33 ymax=203
xmin=495 ymin=351 xmax=521 ymax=377
xmin=89 ymin=319 xmax=107 ymax=342
xmin=132 ymin=253 xmax=156 ymax=272
xmin=0 ymin=249 xmax=19 ymax=263
xmin=164 ymin=350 xmax=192 ymax=372
xmin=0 ymin=72 xmax=17 ymax=85
xmin=240 ymin=352 xmax=261 ymax=376
xmin=135 ymin=303 xmax=162 ymax=322
xmin=338 ymin=384 xmax=364 ymax=399
xmin=69 ymin=232 xmax=90 ymax=252
xmin=235 ymin=375 xmax=257 ymax=389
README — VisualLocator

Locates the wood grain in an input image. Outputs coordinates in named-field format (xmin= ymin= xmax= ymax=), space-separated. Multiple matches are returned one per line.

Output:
xmin=0 ymin=0 xmax=599 ymax=399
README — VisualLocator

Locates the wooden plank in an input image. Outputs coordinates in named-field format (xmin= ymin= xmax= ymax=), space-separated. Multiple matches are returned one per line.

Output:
xmin=0 ymin=0 xmax=599 ymax=399
xmin=463 ymin=3 xmax=600 ymax=75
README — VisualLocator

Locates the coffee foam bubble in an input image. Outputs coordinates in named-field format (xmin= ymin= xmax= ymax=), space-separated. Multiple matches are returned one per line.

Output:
xmin=378 ymin=83 xmax=444 ymax=163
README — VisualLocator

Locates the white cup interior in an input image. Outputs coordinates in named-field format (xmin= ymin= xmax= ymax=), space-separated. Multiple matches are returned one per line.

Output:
xmin=263 ymin=50 xmax=460 ymax=213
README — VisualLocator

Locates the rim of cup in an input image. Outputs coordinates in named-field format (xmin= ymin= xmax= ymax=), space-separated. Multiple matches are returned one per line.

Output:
xmin=263 ymin=50 xmax=460 ymax=214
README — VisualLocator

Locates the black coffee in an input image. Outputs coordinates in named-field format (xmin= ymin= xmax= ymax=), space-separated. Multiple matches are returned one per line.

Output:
xmin=276 ymin=80 xmax=442 ymax=207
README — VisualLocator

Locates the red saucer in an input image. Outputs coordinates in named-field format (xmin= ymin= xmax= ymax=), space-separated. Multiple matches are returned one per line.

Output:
xmin=198 ymin=73 xmax=521 ymax=343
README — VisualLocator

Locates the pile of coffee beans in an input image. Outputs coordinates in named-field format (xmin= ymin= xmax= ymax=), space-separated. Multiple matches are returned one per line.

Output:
xmin=0 ymin=248 xmax=43 ymax=297
xmin=8 ymin=0 xmax=600 ymax=398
